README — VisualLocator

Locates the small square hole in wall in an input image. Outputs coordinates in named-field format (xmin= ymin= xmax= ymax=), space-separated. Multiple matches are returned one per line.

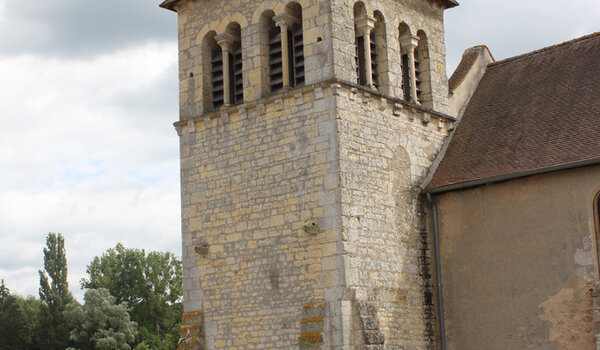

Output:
xmin=303 ymin=219 xmax=319 ymax=235
xmin=194 ymin=241 xmax=209 ymax=258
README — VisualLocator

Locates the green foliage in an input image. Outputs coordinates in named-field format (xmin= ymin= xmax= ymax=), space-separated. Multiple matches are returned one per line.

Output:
xmin=161 ymin=302 xmax=183 ymax=349
xmin=136 ymin=317 xmax=181 ymax=350
xmin=15 ymin=295 xmax=44 ymax=350
xmin=38 ymin=232 xmax=74 ymax=350
xmin=81 ymin=243 xmax=183 ymax=347
xmin=64 ymin=288 xmax=137 ymax=350
xmin=133 ymin=342 xmax=152 ymax=350
xmin=0 ymin=280 xmax=28 ymax=350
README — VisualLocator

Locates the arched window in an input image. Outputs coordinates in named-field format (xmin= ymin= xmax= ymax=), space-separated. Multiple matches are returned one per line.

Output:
xmin=214 ymin=23 xmax=243 ymax=108
xmin=203 ymin=31 xmax=223 ymax=111
xmin=227 ymin=23 xmax=244 ymax=106
xmin=416 ymin=30 xmax=432 ymax=107
xmin=399 ymin=23 xmax=419 ymax=103
xmin=354 ymin=2 xmax=376 ymax=89
xmin=287 ymin=2 xmax=305 ymax=88
xmin=373 ymin=11 xmax=389 ymax=93
xmin=270 ymin=3 xmax=304 ymax=93
xmin=265 ymin=12 xmax=283 ymax=92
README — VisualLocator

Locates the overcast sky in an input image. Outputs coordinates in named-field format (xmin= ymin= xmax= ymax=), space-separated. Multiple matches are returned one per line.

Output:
xmin=0 ymin=0 xmax=598 ymax=300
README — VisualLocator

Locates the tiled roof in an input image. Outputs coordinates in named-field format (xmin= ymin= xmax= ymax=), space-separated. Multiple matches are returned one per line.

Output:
xmin=442 ymin=0 xmax=459 ymax=8
xmin=159 ymin=0 xmax=178 ymax=10
xmin=428 ymin=32 xmax=600 ymax=191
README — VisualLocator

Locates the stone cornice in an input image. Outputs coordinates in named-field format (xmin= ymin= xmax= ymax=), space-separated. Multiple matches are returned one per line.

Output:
xmin=173 ymin=79 xmax=455 ymax=134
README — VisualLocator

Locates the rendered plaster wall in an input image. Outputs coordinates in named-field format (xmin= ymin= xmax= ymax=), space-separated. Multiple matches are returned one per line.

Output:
xmin=435 ymin=165 xmax=600 ymax=350
xmin=335 ymin=86 xmax=452 ymax=349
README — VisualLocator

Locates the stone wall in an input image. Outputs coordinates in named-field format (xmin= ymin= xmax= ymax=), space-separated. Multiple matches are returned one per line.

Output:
xmin=174 ymin=0 xmax=452 ymax=119
xmin=174 ymin=0 xmax=334 ymax=119
xmin=330 ymin=0 xmax=451 ymax=113
xmin=170 ymin=0 xmax=455 ymax=348
xmin=334 ymin=84 xmax=451 ymax=349
xmin=176 ymin=80 xmax=453 ymax=349
xmin=176 ymin=84 xmax=345 ymax=349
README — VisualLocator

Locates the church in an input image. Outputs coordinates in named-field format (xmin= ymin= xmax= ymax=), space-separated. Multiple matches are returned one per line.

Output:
xmin=160 ymin=0 xmax=600 ymax=348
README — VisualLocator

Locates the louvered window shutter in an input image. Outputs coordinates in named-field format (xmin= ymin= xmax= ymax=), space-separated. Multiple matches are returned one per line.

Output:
xmin=211 ymin=47 xmax=224 ymax=109
xmin=231 ymin=47 xmax=243 ymax=105
xmin=401 ymin=54 xmax=411 ymax=101
xmin=370 ymin=31 xmax=378 ymax=89
xmin=355 ymin=33 xmax=366 ymax=86
xmin=414 ymin=51 xmax=423 ymax=104
xmin=269 ymin=28 xmax=283 ymax=92
xmin=292 ymin=27 xmax=305 ymax=87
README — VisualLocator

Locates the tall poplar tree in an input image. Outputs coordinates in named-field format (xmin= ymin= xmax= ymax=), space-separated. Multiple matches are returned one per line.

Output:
xmin=38 ymin=232 xmax=74 ymax=350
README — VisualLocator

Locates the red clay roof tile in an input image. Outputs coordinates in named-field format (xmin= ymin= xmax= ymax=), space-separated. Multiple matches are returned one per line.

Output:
xmin=428 ymin=32 xmax=600 ymax=191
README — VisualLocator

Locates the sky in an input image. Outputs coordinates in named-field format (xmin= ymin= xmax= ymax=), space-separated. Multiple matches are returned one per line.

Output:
xmin=0 ymin=0 xmax=598 ymax=300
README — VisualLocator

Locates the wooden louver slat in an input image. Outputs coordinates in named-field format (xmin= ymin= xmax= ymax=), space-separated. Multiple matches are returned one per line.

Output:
xmin=414 ymin=50 xmax=423 ymax=104
xmin=211 ymin=46 xmax=224 ymax=110
xmin=355 ymin=31 xmax=366 ymax=86
xmin=401 ymin=54 xmax=411 ymax=101
xmin=370 ymin=31 xmax=378 ymax=89
xmin=232 ymin=46 xmax=244 ymax=105
xmin=269 ymin=29 xmax=283 ymax=92
xmin=292 ymin=28 xmax=305 ymax=87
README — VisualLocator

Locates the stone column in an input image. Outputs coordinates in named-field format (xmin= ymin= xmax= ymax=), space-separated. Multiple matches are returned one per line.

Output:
xmin=400 ymin=35 xmax=420 ymax=103
xmin=355 ymin=15 xmax=376 ymax=89
xmin=274 ymin=13 xmax=299 ymax=89
xmin=215 ymin=33 xmax=238 ymax=107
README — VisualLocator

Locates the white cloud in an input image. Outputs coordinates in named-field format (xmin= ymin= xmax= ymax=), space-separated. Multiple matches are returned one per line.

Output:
xmin=2 ymin=0 xmax=599 ymax=301
xmin=0 ymin=0 xmax=176 ymax=57
xmin=0 ymin=42 xmax=180 ymax=299
xmin=0 ymin=42 xmax=179 ymax=191
xmin=445 ymin=0 xmax=600 ymax=73
xmin=0 ymin=179 xmax=180 ymax=300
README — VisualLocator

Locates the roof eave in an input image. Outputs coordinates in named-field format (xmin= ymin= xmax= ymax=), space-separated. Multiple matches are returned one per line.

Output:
xmin=424 ymin=157 xmax=600 ymax=194
xmin=443 ymin=0 xmax=459 ymax=8
xmin=159 ymin=0 xmax=179 ymax=11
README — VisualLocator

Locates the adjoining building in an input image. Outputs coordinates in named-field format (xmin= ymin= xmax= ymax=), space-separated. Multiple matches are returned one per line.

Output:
xmin=160 ymin=0 xmax=600 ymax=348
xmin=426 ymin=32 xmax=600 ymax=350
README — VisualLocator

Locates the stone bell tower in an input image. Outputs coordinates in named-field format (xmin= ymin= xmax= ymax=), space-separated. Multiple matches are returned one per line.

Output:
xmin=160 ymin=0 xmax=458 ymax=348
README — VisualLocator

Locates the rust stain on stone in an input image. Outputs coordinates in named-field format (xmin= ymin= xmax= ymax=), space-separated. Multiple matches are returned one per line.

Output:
xmin=301 ymin=316 xmax=325 ymax=324
xmin=299 ymin=332 xmax=324 ymax=343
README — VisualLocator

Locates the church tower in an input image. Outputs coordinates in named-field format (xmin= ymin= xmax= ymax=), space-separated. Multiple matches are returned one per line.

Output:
xmin=160 ymin=0 xmax=458 ymax=348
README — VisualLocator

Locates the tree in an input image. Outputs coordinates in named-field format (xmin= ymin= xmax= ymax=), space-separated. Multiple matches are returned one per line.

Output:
xmin=0 ymin=280 xmax=28 ymax=350
xmin=81 ymin=243 xmax=183 ymax=347
xmin=64 ymin=288 xmax=137 ymax=350
xmin=38 ymin=232 xmax=74 ymax=350
xmin=15 ymin=295 xmax=44 ymax=350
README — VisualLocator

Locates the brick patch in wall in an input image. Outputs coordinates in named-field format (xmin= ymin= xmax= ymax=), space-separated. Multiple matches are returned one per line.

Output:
xmin=178 ymin=311 xmax=205 ymax=350
xmin=299 ymin=302 xmax=327 ymax=349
